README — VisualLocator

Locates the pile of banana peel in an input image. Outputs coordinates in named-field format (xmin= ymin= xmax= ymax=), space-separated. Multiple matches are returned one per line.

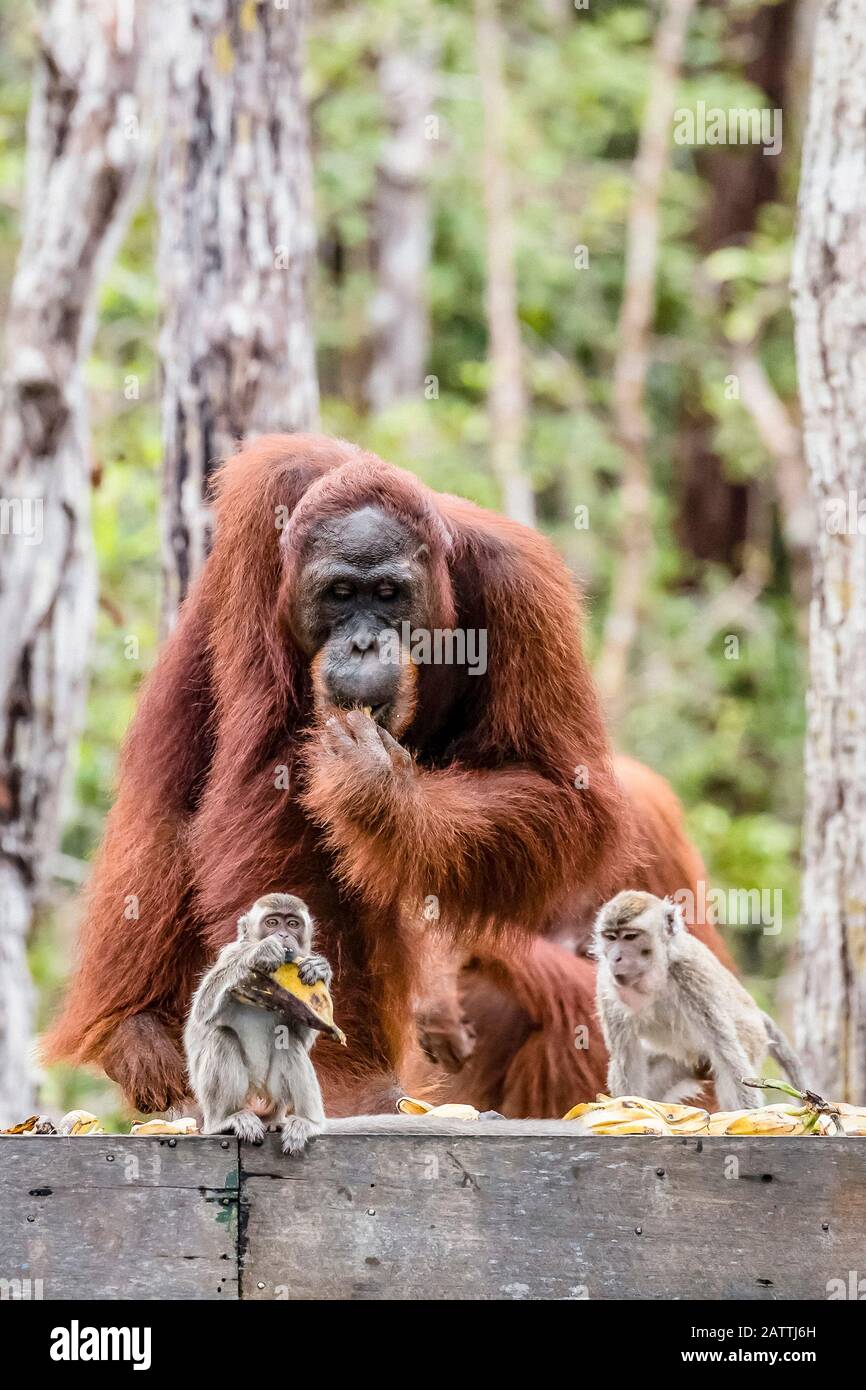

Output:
xmin=1 ymin=1111 xmax=199 ymax=1137
xmin=561 ymin=1093 xmax=866 ymax=1137
xmin=397 ymin=1078 xmax=866 ymax=1136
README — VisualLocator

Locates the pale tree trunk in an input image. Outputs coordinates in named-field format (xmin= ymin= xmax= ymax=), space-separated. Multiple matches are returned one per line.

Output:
xmin=792 ymin=0 xmax=866 ymax=1102
xmin=158 ymin=0 xmax=319 ymax=628
xmin=596 ymin=0 xmax=696 ymax=715
xmin=733 ymin=345 xmax=812 ymax=610
xmin=366 ymin=44 xmax=435 ymax=413
xmin=474 ymin=0 xmax=535 ymax=528
xmin=0 ymin=0 xmax=147 ymax=1122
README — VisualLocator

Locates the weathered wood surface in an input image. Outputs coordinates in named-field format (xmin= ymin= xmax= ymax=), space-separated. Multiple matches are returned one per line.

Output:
xmin=3 ymin=1123 xmax=865 ymax=1300
xmin=0 ymin=1136 xmax=238 ymax=1301
xmin=244 ymin=1120 xmax=866 ymax=1301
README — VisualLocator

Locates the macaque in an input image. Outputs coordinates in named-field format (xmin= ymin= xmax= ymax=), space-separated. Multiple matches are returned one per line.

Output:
xmin=594 ymin=891 xmax=804 ymax=1111
xmin=184 ymin=894 xmax=331 ymax=1154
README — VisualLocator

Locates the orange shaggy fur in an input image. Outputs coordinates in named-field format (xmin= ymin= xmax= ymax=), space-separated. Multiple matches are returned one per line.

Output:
xmin=43 ymin=434 xmax=730 ymax=1116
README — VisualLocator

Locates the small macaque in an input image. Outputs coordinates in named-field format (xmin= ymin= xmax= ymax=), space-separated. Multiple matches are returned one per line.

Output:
xmin=594 ymin=891 xmax=804 ymax=1111
xmin=184 ymin=894 xmax=331 ymax=1154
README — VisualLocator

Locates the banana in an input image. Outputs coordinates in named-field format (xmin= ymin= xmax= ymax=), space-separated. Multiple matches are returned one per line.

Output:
xmin=271 ymin=960 xmax=347 ymax=1046
xmin=825 ymin=1103 xmax=866 ymax=1136
xmin=707 ymin=1105 xmax=816 ymax=1136
xmin=130 ymin=1117 xmax=199 ymax=1136
xmin=562 ymin=1094 xmax=709 ymax=1134
xmin=645 ymin=1099 xmax=710 ymax=1135
xmin=58 ymin=1110 xmax=103 ymax=1136
xmin=397 ymin=1097 xmax=482 ymax=1119
xmin=562 ymin=1096 xmax=674 ymax=1134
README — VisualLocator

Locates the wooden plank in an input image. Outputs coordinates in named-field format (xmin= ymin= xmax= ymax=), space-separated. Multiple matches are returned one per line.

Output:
xmin=240 ymin=1120 xmax=866 ymax=1300
xmin=0 ymin=1136 xmax=239 ymax=1300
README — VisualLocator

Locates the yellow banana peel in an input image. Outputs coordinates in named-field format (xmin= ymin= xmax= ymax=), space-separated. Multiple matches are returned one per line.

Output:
xmin=396 ymin=1097 xmax=481 ymax=1120
xmin=271 ymin=960 xmax=347 ymax=1046
xmin=826 ymin=1103 xmax=866 ymax=1136
xmin=58 ymin=1110 xmax=104 ymax=1136
xmin=559 ymin=1091 xmax=863 ymax=1136
xmin=562 ymin=1094 xmax=709 ymax=1135
xmin=562 ymin=1096 xmax=674 ymax=1135
xmin=130 ymin=1117 xmax=199 ymax=1136
xmin=708 ymin=1105 xmax=816 ymax=1136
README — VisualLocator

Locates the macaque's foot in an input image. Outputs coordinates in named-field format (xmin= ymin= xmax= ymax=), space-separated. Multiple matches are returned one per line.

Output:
xmin=281 ymin=1115 xmax=322 ymax=1155
xmin=225 ymin=1110 xmax=266 ymax=1144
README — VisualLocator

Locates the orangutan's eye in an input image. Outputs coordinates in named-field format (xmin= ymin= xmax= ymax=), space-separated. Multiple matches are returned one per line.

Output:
xmin=329 ymin=583 xmax=353 ymax=601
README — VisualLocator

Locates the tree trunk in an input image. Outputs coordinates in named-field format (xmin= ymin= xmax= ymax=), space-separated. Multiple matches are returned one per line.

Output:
xmin=474 ymin=0 xmax=535 ymax=528
xmin=0 ymin=0 xmax=147 ymax=1122
xmin=792 ymin=0 xmax=866 ymax=1102
xmin=366 ymin=44 xmax=435 ymax=413
xmin=596 ymin=0 xmax=696 ymax=714
xmin=157 ymin=0 xmax=319 ymax=629
xmin=675 ymin=0 xmax=798 ymax=574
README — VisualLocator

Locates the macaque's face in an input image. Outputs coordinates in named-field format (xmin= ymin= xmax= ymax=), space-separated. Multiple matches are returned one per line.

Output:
xmin=596 ymin=892 xmax=681 ymax=1002
xmin=291 ymin=506 xmax=428 ymax=734
xmin=243 ymin=894 xmax=313 ymax=960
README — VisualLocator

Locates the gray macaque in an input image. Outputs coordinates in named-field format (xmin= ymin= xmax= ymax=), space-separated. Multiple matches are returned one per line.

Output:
xmin=184 ymin=893 xmax=331 ymax=1154
xmin=594 ymin=890 xmax=803 ymax=1110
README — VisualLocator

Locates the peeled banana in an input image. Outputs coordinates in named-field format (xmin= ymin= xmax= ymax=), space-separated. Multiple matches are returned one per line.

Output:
xmin=271 ymin=961 xmax=347 ymax=1046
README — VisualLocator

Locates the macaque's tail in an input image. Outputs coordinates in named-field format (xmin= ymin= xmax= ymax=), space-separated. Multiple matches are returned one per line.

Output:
xmin=762 ymin=1012 xmax=805 ymax=1091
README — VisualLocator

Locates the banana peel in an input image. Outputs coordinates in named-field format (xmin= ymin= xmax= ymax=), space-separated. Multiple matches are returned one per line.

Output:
xmin=562 ymin=1096 xmax=674 ymax=1135
xmin=2 ymin=1114 xmax=57 ymax=1135
xmin=271 ymin=960 xmax=347 ymax=1046
xmin=708 ymin=1105 xmax=817 ymax=1136
xmin=562 ymin=1094 xmax=710 ymax=1135
xmin=397 ymin=1097 xmax=482 ymax=1120
xmin=232 ymin=957 xmax=347 ymax=1044
xmin=130 ymin=1117 xmax=199 ymax=1136
xmin=58 ymin=1110 xmax=104 ymax=1136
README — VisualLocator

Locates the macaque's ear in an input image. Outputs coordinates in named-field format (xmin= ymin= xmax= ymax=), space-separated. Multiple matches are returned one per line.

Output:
xmin=664 ymin=899 xmax=685 ymax=936
xmin=236 ymin=912 xmax=250 ymax=941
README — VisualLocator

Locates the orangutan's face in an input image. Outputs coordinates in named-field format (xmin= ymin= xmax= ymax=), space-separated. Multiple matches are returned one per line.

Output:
xmin=293 ymin=505 xmax=428 ymax=732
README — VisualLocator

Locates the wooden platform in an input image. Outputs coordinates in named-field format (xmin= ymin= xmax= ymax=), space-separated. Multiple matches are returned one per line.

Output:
xmin=2 ymin=1117 xmax=863 ymax=1300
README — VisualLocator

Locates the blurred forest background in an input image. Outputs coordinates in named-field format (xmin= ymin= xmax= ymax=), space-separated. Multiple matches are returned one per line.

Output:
xmin=0 ymin=0 xmax=818 ymax=1118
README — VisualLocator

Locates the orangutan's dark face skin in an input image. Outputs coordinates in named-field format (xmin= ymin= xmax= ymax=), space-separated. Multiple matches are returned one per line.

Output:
xmin=294 ymin=506 xmax=428 ymax=729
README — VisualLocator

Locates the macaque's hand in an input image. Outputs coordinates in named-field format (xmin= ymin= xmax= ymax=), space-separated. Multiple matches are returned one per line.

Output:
xmin=250 ymin=935 xmax=289 ymax=972
xmin=321 ymin=709 xmax=413 ymax=778
xmin=232 ymin=970 xmax=297 ymax=1013
xmin=298 ymin=953 xmax=332 ymax=987
xmin=417 ymin=1001 xmax=477 ymax=1074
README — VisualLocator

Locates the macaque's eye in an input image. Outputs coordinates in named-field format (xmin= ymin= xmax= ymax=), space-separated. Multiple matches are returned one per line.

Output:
xmin=264 ymin=915 xmax=282 ymax=928
xmin=623 ymin=931 xmax=639 ymax=941
xmin=602 ymin=930 xmax=617 ymax=941
xmin=376 ymin=582 xmax=398 ymax=601
xmin=285 ymin=916 xmax=300 ymax=930
xmin=329 ymin=582 xmax=353 ymax=601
